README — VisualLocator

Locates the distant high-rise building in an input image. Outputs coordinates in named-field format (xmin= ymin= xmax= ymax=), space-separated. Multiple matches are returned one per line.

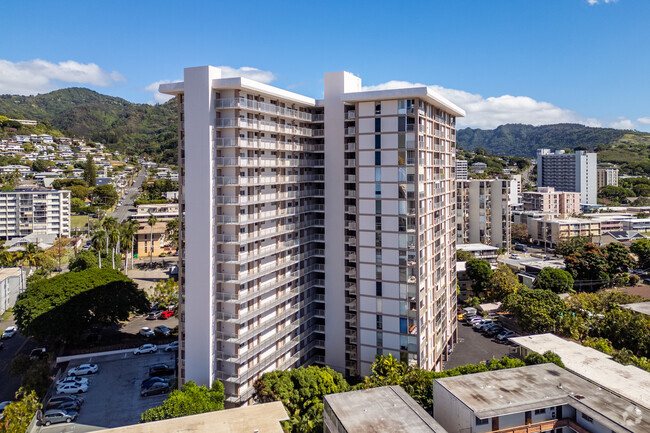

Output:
xmin=536 ymin=149 xmax=597 ymax=205
xmin=455 ymin=159 xmax=468 ymax=180
xmin=597 ymin=166 xmax=619 ymax=190
xmin=456 ymin=179 xmax=510 ymax=250
xmin=160 ymin=66 xmax=464 ymax=405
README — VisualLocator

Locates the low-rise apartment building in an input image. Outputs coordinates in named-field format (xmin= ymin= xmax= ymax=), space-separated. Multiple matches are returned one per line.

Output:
xmin=433 ymin=363 xmax=649 ymax=433
xmin=0 ymin=268 xmax=25 ymax=315
xmin=132 ymin=203 xmax=179 ymax=222
xmin=528 ymin=217 xmax=601 ymax=248
xmin=0 ymin=188 xmax=70 ymax=239
xmin=457 ymin=179 xmax=510 ymax=250
xmin=621 ymin=217 xmax=650 ymax=232
xmin=135 ymin=221 xmax=170 ymax=258
xmin=522 ymin=187 xmax=580 ymax=215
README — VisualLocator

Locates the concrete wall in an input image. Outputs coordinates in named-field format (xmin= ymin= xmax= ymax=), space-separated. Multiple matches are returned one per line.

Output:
xmin=0 ymin=270 xmax=24 ymax=315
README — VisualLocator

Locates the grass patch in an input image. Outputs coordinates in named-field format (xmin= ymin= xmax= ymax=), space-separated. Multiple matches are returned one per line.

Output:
xmin=1 ymin=308 xmax=13 ymax=321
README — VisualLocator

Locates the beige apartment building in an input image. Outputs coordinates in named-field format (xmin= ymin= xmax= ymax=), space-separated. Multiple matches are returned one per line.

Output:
xmin=522 ymin=187 xmax=580 ymax=215
xmin=596 ymin=166 xmax=618 ymax=189
xmin=456 ymin=179 xmax=510 ymax=250
xmin=528 ymin=217 xmax=601 ymax=247
xmin=160 ymin=66 xmax=463 ymax=405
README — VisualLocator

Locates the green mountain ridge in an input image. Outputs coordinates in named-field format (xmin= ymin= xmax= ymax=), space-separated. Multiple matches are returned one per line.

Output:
xmin=2 ymin=88 xmax=650 ymax=171
xmin=0 ymin=88 xmax=178 ymax=164
xmin=457 ymin=123 xmax=650 ymax=157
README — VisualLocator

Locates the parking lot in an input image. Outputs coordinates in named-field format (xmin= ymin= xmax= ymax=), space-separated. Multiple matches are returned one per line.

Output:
xmin=445 ymin=319 xmax=519 ymax=369
xmin=36 ymin=348 xmax=177 ymax=433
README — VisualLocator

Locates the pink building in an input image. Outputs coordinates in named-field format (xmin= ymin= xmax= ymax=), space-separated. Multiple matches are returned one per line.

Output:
xmin=522 ymin=187 xmax=581 ymax=215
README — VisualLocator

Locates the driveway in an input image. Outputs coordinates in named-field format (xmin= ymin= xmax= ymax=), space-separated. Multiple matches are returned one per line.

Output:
xmin=445 ymin=320 xmax=519 ymax=369
xmin=0 ymin=317 xmax=39 ymax=401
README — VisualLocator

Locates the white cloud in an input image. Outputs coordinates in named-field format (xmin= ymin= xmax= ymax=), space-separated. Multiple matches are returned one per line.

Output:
xmin=587 ymin=0 xmax=618 ymax=5
xmin=145 ymin=80 xmax=174 ymax=105
xmin=609 ymin=118 xmax=634 ymax=129
xmin=638 ymin=117 xmax=650 ymax=125
xmin=217 ymin=66 xmax=276 ymax=83
xmin=0 ymin=59 xmax=124 ymax=95
xmin=362 ymin=80 xmax=602 ymax=129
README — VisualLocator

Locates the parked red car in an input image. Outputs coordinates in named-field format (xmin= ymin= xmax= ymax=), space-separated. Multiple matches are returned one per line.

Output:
xmin=159 ymin=310 xmax=174 ymax=320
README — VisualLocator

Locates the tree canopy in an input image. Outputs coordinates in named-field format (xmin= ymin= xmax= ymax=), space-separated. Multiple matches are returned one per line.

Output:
xmin=13 ymin=268 xmax=149 ymax=342
xmin=465 ymin=258 xmax=493 ymax=295
xmin=503 ymin=287 xmax=567 ymax=333
xmin=631 ymin=238 xmax=650 ymax=270
xmin=83 ymin=154 xmax=97 ymax=186
xmin=0 ymin=388 xmax=41 ymax=433
xmin=254 ymin=366 xmax=349 ymax=433
xmin=140 ymin=381 xmax=225 ymax=423
xmin=92 ymin=184 xmax=118 ymax=208
xmin=534 ymin=268 xmax=574 ymax=293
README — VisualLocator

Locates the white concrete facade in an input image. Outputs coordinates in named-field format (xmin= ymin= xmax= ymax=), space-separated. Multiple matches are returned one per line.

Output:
xmin=0 ymin=189 xmax=70 ymax=239
xmin=160 ymin=66 xmax=464 ymax=402
xmin=456 ymin=179 xmax=510 ymax=250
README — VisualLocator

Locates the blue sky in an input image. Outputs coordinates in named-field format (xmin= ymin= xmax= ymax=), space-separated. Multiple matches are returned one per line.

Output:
xmin=1 ymin=0 xmax=649 ymax=131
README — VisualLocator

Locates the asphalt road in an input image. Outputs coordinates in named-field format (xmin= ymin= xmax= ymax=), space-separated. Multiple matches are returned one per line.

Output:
xmin=445 ymin=320 xmax=518 ymax=369
xmin=0 ymin=319 xmax=39 ymax=402
xmin=110 ymin=170 xmax=146 ymax=223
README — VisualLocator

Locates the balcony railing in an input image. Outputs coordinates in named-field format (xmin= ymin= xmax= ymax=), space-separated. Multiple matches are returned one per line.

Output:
xmin=215 ymin=97 xmax=313 ymax=121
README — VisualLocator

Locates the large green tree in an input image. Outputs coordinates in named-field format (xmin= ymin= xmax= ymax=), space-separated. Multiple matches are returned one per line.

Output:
xmin=603 ymin=242 xmax=635 ymax=275
xmin=83 ymin=154 xmax=97 ymax=186
xmin=140 ymin=381 xmax=225 ymax=423
xmin=92 ymin=184 xmax=118 ymax=208
xmin=565 ymin=243 xmax=610 ymax=290
xmin=13 ymin=268 xmax=149 ymax=343
xmin=503 ymin=287 xmax=567 ymax=333
xmin=68 ymin=250 xmax=99 ymax=272
xmin=254 ymin=366 xmax=350 ymax=433
xmin=490 ymin=264 xmax=522 ymax=300
xmin=534 ymin=267 xmax=574 ymax=293
xmin=465 ymin=258 xmax=493 ymax=296
xmin=631 ymin=238 xmax=650 ymax=270
xmin=555 ymin=236 xmax=590 ymax=257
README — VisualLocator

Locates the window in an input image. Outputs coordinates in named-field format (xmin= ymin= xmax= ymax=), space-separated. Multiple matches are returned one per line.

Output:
xmin=581 ymin=413 xmax=593 ymax=423
xmin=376 ymin=282 xmax=382 ymax=296
xmin=534 ymin=409 xmax=546 ymax=415
xmin=475 ymin=417 xmax=489 ymax=426
xmin=375 ymin=118 xmax=381 ymax=132
xmin=375 ymin=167 xmax=381 ymax=182
xmin=375 ymin=216 xmax=382 ymax=230
xmin=376 ymin=200 xmax=382 ymax=214
xmin=376 ymin=315 xmax=383 ymax=330
xmin=375 ymin=103 xmax=381 ymax=115
xmin=376 ymin=249 xmax=382 ymax=264
xmin=375 ymin=184 xmax=381 ymax=198
xmin=375 ymin=151 xmax=381 ymax=165
xmin=400 ymin=317 xmax=407 ymax=334
xmin=375 ymin=134 xmax=381 ymax=149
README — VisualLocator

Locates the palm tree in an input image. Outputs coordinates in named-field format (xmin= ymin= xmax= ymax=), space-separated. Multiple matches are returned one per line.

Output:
xmin=108 ymin=228 xmax=120 ymax=270
xmin=147 ymin=213 xmax=158 ymax=265
xmin=122 ymin=219 xmax=140 ymax=272
xmin=22 ymin=243 xmax=42 ymax=273
xmin=92 ymin=230 xmax=107 ymax=269
xmin=120 ymin=226 xmax=133 ymax=274
xmin=102 ymin=217 xmax=118 ymax=256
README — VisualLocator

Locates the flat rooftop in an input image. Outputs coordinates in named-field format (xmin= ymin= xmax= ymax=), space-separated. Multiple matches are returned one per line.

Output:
xmin=434 ymin=363 xmax=650 ymax=432
xmin=101 ymin=401 xmax=288 ymax=433
xmin=622 ymin=302 xmax=650 ymax=316
xmin=510 ymin=333 xmax=650 ymax=410
xmin=457 ymin=243 xmax=499 ymax=253
xmin=324 ymin=385 xmax=448 ymax=433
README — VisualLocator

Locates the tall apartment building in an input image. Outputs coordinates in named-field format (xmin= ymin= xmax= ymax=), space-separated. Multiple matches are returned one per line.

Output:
xmin=0 ymin=188 xmax=70 ymax=239
xmin=455 ymin=159 xmax=468 ymax=180
xmin=456 ymin=179 xmax=510 ymax=250
xmin=160 ymin=66 xmax=464 ymax=404
xmin=522 ymin=186 xmax=581 ymax=215
xmin=596 ymin=166 xmax=618 ymax=189
xmin=536 ymin=149 xmax=597 ymax=205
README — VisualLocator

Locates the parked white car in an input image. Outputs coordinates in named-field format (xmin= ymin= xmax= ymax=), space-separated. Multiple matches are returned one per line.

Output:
xmin=56 ymin=383 xmax=88 ymax=394
xmin=134 ymin=344 xmax=158 ymax=355
xmin=56 ymin=376 xmax=89 ymax=387
xmin=68 ymin=364 xmax=98 ymax=376
xmin=139 ymin=327 xmax=154 ymax=338
xmin=2 ymin=326 xmax=17 ymax=339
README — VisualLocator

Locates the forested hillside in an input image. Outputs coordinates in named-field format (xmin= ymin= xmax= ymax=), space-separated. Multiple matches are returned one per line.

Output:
xmin=457 ymin=123 xmax=650 ymax=157
xmin=0 ymin=88 xmax=178 ymax=164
